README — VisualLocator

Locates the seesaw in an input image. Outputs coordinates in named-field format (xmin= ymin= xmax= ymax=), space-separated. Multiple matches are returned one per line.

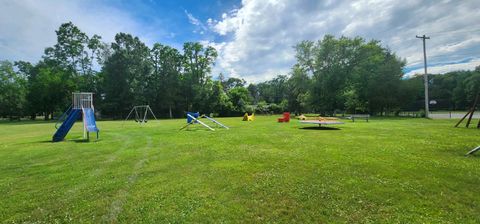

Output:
xmin=179 ymin=112 xmax=229 ymax=131
xmin=299 ymin=120 xmax=344 ymax=126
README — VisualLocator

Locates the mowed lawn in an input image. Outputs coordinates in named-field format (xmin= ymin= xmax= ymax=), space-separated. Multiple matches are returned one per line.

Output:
xmin=0 ymin=116 xmax=479 ymax=223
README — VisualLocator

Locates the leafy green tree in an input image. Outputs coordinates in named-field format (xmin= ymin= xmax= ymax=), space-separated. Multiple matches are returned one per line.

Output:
xmin=26 ymin=62 xmax=74 ymax=120
xmin=398 ymin=75 xmax=424 ymax=111
xmin=44 ymin=22 xmax=90 ymax=75
xmin=182 ymin=42 xmax=217 ymax=111
xmin=406 ymin=71 xmax=480 ymax=111
xmin=344 ymin=89 xmax=363 ymax=113
xmin=463 ymin=72 xmax=480 ymax=104
xmin=247 ymin=83 xmax=260 ymax=104
xmin=228 ymin=86 xmax=251 ymax=113
xmin=0 ymin=61 xmax=27 ymax=118
xmin=294 ymin=40 xmax=316 ymax=75
xmin=286 ymin=66 xmax=311 ymax=113
xmin=308 ymin=36 xmax=362 ymax=114
xmin=10 ymin=23 xmax=480 ymax=119
xmin=256 ymin=75 xmax=289 ymax=104
xmin=15 ymin=22 xmax=108 ymax=120
xmin=209 ymin=81 xmax=233 ymax=115
xmin=102 ymin=33 xmax=152 ymax=117
xmin=149 ymin=43 xmax=182 ymax=118
xmin=222 ymin=77 xmax=246 ymax=91
xmin=294 ymin=36 xmax=405 ymax=115
xmin=352 ymin=42 xmax=406 ymax=114
xmin=14 ymin=61 xmax=37 ymax=119
xmin=255 ymin=101 xmax=269 ymax=114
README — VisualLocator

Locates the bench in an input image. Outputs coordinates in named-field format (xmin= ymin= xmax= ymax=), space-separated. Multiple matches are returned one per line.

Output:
xmin=350 ymin=114 xmax=369 ymax=122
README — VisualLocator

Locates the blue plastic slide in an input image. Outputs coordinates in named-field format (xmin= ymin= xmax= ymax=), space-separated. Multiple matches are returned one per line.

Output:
xmin=52 ymin=109 xmax=82 ymax=142
xmin=82 ymin=108 xmax=99 ymax=140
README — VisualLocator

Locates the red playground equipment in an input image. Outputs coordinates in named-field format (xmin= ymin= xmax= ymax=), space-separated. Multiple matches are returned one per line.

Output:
xmin=278 ymin=112 xmax=290 ymax=122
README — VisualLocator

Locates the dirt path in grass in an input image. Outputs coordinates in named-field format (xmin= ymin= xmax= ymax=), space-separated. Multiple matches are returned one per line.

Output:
xmin=104 ymin=136 xmax=152 ymax=223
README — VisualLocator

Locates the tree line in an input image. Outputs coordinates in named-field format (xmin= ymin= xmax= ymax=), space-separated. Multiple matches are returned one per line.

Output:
xmin=1 ymin=22 xmax=479 ymax=120
xmin=252 ymin=37 xmax=480 ymax=116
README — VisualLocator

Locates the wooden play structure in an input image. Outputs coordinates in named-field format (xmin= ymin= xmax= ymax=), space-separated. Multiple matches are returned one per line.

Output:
xmin=455 ymin=93 xmax=480 ymax=128
xmin=243 ymin=113 xmax=254 ymax=121
xmin=454 ymin=92 xmax=479 ymax=155
xmin=278 ymin=112 xmax=290 ymax=122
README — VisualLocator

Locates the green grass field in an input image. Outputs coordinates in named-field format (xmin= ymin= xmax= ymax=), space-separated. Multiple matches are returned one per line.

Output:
xmin=0 ymin=116 xmax=479 ymax=223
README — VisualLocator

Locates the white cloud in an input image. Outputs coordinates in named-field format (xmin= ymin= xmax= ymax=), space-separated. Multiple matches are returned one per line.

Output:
xmin=185 ymin=10 xmax=201 ymax=26
xmin=0 ymin=0 xmax=147 ymax=62
xmin=209 ymin=0 xmax=480 ymax=82
xmin=405 ymin=59 xmax=480 ymax=77
xmin=184 ymin=9 xmax=208 ymax=34
xmin=3 ymin=0 xmax=479 ymax=83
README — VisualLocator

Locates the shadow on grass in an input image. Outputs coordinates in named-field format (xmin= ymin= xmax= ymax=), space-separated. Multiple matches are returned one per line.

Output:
xmin=180 ymin=128 xmax=215 ymax=132
xmin=71 ymin=139 xmax=90 ymax=143
xmin=299 ymin=126 xmax=341 ymax=131
xmin=71 ymin=139 xmax=102 ymax=143
xmin=35 ymin=140 xmax=54 ymax=143
xmin=31 ymin=139 xmax=100 ymax=144
xmin=0 ymin=120 xmax=56 ymax=126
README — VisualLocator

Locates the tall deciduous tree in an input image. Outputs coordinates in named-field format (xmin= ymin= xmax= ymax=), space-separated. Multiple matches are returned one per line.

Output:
xmin=149 ymin=43 xmax=182 ymax=118
xmin=286 ymin=66 xmax=311 ymax=114
xmin=228 ymin=86 xmax=251 ymax=113
xmin=102 ymin=33 xmax=152 ymax=117
xmin=0 ymin=61 xmax=27 ymax=118
xmin=44 ymin=22 xmax=89 ymax=75
xmin=294 ymin=35 xmax=405 ymax=115
xmin=352 ymin=41 xmax=406 ymax=114
xmin=310 ymin=36 xmax=362 ymax=114
xmin=182 ymin=42 xmax=217 ymax=111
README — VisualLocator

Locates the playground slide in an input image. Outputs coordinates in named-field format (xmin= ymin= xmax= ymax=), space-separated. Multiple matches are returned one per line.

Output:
xmin=82 ymin=108 xmax=99 ymax=133
xmin=52 ymin=109 xmax=82 ymax=142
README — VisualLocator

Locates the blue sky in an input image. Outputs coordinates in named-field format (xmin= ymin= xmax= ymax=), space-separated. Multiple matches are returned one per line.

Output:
xmin=100 ymin=0 xmax=240 ymax=45
xmin=1 ymin=0 xmax=480 ymax=83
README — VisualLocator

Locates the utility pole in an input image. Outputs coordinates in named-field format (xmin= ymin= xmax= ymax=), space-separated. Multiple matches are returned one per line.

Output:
xmin=416 ymin=34 xmax=430 ymax=118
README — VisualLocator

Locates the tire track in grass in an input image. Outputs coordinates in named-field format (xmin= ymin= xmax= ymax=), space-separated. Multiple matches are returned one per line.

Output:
xmin=104 ymin=136 xmax=152 ymax=223
xmin=61 ymin=134 xmax=133 ymax=208
xmin=28 ymin=133 xmax=133 ymax=221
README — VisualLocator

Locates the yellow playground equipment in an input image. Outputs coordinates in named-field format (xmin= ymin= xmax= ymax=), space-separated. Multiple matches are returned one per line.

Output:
xmin=243 ymin=113 xmax=254 ymax=121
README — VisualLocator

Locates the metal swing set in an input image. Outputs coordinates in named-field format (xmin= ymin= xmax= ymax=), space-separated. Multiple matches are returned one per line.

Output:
xmin=123 ymin=105 xmax=158 ymax=125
